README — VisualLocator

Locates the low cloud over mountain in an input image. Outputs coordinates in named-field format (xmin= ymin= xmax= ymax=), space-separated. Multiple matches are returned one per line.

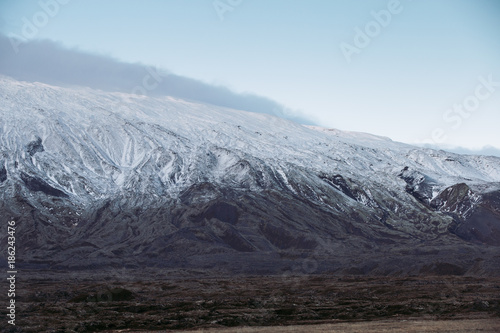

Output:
xmin=0 ymin=34 xmax=311 ymax=124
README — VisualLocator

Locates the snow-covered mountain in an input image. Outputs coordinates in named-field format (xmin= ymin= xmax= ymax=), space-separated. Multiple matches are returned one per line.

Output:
xmin=1 ymin=76 xmax=499 ymax=275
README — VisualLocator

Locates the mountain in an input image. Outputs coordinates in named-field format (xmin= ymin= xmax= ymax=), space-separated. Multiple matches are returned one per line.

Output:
xmin=1 ymin=76 xmax=499 ymax=276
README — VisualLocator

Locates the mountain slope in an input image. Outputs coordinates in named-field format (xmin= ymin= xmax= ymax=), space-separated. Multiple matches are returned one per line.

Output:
xmin=1 ymin=76 xmax=499 ymax=275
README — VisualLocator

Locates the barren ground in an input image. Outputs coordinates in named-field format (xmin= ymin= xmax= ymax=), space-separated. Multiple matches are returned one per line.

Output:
xmin=2 ymin=271 xmax=499 ymax=332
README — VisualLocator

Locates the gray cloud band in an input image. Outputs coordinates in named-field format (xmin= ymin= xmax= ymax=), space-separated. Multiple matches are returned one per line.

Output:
xmin=0 ymin=34 xmax=311 ymax=125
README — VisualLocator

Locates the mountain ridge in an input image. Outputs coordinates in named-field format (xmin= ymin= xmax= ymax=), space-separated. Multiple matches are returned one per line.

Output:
xmin=1 ymin=76 xmax=500 ymax=275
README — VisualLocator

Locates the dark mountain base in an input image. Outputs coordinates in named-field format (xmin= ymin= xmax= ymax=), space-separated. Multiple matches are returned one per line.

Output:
xmin=2 ymin=184 xmax=500 ymax=276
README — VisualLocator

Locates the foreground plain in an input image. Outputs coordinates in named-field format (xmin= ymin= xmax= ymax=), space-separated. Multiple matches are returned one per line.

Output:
xmin=2 ymin=272 xmax=499 ymax=332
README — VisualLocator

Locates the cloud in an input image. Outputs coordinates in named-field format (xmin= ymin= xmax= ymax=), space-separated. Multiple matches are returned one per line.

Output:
xmin=446 ymin=146 xmax=500 ymax=158
xmin=417 ymin=144 xmax=500 ymax=158
xmin=0 ymin=34 xmax=313 ymax=124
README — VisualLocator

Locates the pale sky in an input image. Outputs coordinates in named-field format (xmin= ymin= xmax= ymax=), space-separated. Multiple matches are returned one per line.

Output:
xmin=1 ymin=0 xmax=499 ymax=152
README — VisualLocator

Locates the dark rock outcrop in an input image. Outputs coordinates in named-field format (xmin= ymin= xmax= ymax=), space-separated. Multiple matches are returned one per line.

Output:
xmin=26 ymin=136 xmax=44 ymax=156
xmin=0 ymin=164 xmax=6 ymax=182
xmin=20 ymin=172 xmax=68 ymax=197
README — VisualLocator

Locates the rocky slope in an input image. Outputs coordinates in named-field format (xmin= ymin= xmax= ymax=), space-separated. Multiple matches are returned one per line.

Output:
xmin=1 ymin=76 xmax=499 ymax=275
